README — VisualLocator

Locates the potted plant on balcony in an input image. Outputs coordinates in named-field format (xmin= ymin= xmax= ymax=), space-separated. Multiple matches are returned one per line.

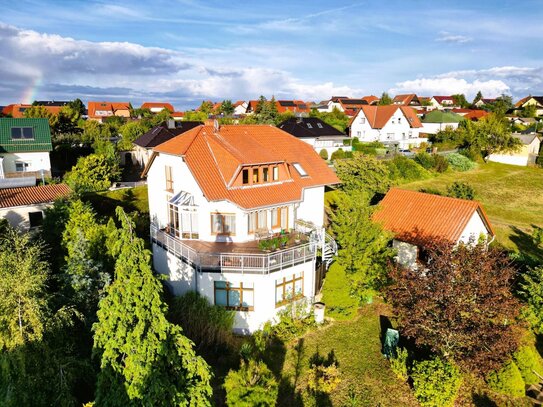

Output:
xmin=280 ymin=235 xmax=289 ymax=248
xmin=258 ymin=239 xmax=271 ymax=252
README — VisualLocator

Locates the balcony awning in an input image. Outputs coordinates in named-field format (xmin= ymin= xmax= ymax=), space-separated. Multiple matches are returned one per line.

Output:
xmin=169 ymin=191 xmax=195 ymax=206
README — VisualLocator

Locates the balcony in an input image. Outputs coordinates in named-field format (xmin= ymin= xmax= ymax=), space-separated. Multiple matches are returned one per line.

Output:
xmin=150 ymin=224 xmax=317 ymax=275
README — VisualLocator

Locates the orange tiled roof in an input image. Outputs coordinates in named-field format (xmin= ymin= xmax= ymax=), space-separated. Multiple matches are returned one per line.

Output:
xmin=141 ymin=102 xmax=174 ymax=112
xmin=171 ymin=111 xmax=185 ymax=117
xmin=2 ymin=104 xmax=33 ymax=118
xmin=393 ymin=94 xmax=416 ymax=105
xmin=152 ymin=125 xmax=340 ymax=209
xmin=373 ymin=188 xmax=494 ymax=244
xmin=88 ymin=101 xmax=130 ymax=119
xmin=463 ymin=110 xmax=490 ymax=121
xmin=349 ymin=105 xmax=423 ymax=128
xmin=0 ymin=184 xmax=71 ymax=209
xmin=362 ymin=95 xmax=379 ymax=105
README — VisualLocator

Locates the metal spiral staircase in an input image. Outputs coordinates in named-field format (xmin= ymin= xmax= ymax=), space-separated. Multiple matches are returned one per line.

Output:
xmin=295 ymin=220 xmax=337 ymax=269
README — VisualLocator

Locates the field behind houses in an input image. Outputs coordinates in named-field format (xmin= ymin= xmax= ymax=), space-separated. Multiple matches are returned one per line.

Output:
xmin=401 ymin=162 xmax=543 ymax=261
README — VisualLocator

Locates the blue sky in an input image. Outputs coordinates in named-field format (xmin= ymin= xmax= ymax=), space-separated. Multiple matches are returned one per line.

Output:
xmin=1 ymin=0 xmax=542 ymax=109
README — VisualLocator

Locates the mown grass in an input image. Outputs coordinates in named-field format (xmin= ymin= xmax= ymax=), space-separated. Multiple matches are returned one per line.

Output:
xmin=401 ymin=162 xmax=543 ymax=261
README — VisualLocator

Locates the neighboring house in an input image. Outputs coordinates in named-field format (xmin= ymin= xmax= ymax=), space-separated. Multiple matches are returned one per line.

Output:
xmin=349 ymin=105 xmax=426 ymax=148
xmin=132 ymin=120 xmax=203 ymax=168
xmin=474 ymin=98 xmax=496 ymax=108
xmin=421 ymin=110 xmax=464 ymax=134
xmin=2 ymin=104 xmax=32 ymax=118
xmin=514 ymin=96 xmax=543 ymax=116
xmin=0 ymin=184 xmax=71 ymax=230
xmin=171 ymin=111 xmax=185 ymax=121
xmin=373 ymin=188 xmax=494 ymax=269
xmin=141 ymin=102 xmax=174 ymax=113
xmin=487 ymin=133 xmax=540 ymax=166
xmin=275 ymin=100 xmax=310 ymax=115
xmin=277 ymin=117 xmax=351 ymax=156
xmin=87 ymin=101 xmax=131 ymax=122
xmin=393 ymin=94 xmax=422 ymax=108
xmin=326 ymin=97 xmax=369 ymax=114
xmin=0 ymin=118 xmax=52 ymax=183
xmin=429 ymin=96 xmax=456 ymax=110
xmin=143 ymin=124 xmax=339 ymax=333
xmin=233 ymin=101 xmax=248 ymax=115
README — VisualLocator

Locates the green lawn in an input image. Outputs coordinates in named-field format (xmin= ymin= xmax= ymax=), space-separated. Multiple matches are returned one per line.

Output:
xmin=401 ymin=162 xmax=543 ymax=261
xmin=259 ymin=303 xmax=418 ymax=407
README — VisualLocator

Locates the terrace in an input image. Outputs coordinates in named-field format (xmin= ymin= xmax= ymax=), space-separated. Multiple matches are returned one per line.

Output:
xmin=150 ymin=223 xmax=318 ymax=274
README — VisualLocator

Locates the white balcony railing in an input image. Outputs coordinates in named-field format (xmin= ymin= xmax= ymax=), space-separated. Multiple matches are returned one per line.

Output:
xmin=150 ymin=224 xmax=316 ymax=274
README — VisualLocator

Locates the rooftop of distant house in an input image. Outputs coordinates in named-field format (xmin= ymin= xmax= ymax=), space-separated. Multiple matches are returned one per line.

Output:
xmin=0 ymin=184 xmax=71 ymax=209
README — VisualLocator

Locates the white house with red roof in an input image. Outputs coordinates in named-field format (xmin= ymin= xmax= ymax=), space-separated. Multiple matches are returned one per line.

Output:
xmin=429 ymin=96 xmax=456 ymax=110
xmin=87 ymin=101 xmax=131 ymax=122
xmin=373 ymin=189 xmax=494 ymax=268
xmin=143 ymin=124 xmax=339 ymax=333
xmin=349 ymin=105 xmax=426 ymax=148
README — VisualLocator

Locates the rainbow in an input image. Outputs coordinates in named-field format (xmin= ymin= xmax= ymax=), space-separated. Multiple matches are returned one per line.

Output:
xmin=20 ymin=76 xmax=42 ymax=104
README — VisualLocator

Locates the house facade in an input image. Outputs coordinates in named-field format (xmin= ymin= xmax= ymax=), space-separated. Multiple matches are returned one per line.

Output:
xmin=487 ymin=133 xmax=540 ymax=166
xmin=373 ymin=188 xmax=494 ymax=268
xmin=87 ymin=101 xmax=131 ymax=122
xmin=141 ymin=102 xmax=174 ymax=113
xmin=144 ymin=124 xmax=339 ymax=333
xmin=349 ymin=105 xmax=426 ymax=148
xmin=429 ymin=96 xmax=456 ymax=110
xmin=0 ymin=118 xmax=52 ymax=183
xmin=0 ymin=184 xmax=71 ymax=230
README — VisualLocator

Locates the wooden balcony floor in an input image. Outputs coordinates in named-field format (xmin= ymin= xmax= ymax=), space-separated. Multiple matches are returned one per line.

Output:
xmin=179 ymin=234 xmax=309 ymax=255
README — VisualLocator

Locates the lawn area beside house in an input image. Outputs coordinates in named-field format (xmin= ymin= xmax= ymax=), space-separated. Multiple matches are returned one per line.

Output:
xmin=400 ymin=162 xmax=543 ymax=261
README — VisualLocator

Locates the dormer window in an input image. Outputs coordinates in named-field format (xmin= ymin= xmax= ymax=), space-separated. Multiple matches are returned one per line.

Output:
xmin=11 ymin=127 xmax=34 ymax=140
xmin=292 ymin=162 xmax=307 ymax=177
xmin=253 ymin=168 xmax=259 ymax=183
xmin=273 ymin=166 xmax=279 ymax=181
xmin=242 ymin=169 xmax=249 ymax=185
xmin=263 ymin=167 xmax=269 ymax=182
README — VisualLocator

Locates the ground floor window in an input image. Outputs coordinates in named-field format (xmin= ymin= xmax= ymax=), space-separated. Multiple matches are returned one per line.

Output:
xmin=28 ymin=211 xmax=43 ymax=228
xmin=214 ymin=281 xmax=254 ymax=311
xmin=15 ymin=162 xmax=29 ymax=172
xmin=275 ymin=272 xmax=303 ymax=307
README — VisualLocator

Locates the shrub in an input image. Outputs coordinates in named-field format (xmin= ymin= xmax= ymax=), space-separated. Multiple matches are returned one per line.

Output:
xmin=224 ymin=359 xmax=278 ymax=407
xmin=168 ymin=291 xmax=235 ymax=352
xmin=319 ymin=149 xmax=329 ymax=160
xmin=419 ymin=188 xmax=443 ymax=196
xmin=446 ymin=153 xmax=477 ymax=171
xmin=307 ymin=364 xmax=341 ymax=394
xmin=486 ymin=360 xmax=525 ymax=398
xmin=389 ymin=347 xmax=409 ymax=382
xmin=387 ymin=156 xmax=430 ymax=182
xmin=64 ymin=153 xmax=120 ymax=193
xmin=432 ymin=154 xmax=449 ymax=173
xmin=271 ymin=298 xmax=315 ymax=341
xmin=330 ymin=148 xmax=345 ymax=161
xmin=415 ymin=152 xmax=435 ymax=169
xmin=513 ymin=345 xmax=543 ymax=385
xmin=321 ymin=262 xmax=358 ymax=320
xmin=411 ymin=357 xmax=462 ymax=407
xmin=446 ymin=181 xmax=475 ymax=200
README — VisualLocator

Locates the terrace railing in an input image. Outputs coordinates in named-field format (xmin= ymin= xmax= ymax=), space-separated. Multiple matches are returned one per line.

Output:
xmin=151 ymin=224 xmax=316 ymax=275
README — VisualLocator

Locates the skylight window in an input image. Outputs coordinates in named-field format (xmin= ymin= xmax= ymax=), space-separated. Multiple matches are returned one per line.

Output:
xmin=292 ymin=162 xmax=308 ymax=177
xmin=306 ymin=123 xmax=313 ymax=129
xmin=317 ymin=123 xmax=323 ymax=128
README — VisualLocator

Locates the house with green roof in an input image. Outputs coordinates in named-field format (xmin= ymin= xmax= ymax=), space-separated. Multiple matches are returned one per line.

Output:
xmin=0 ymin=118 xmax=52 ymax=181
xmin=421 ymin=110 xmax=464 ymax=134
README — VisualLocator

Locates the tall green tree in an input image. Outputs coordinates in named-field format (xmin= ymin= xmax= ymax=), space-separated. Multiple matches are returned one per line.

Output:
xmin=488 ymin=94 xmax=513 ymax=117
xmin=0 ymin=229 xmax=49 ymax=350
xmin=219 ymin=100 xmax=235 ymax=115
xmin=331 ymin=190 xmax=393 ymax=297
xmin=472 ymin=90 xmax=483 ymax=106
xmin=199 ymin=100 xmax=214 ymax=114
xmin=64 ymin=153 xmax=120 ymax=193
xmin=378 ymin=92 xmax=393 ymax=105
xmin=452 ymin=94 xmax=470 ymax=108
xmin=93 ymin=208 xmax=212 ymax=406
xmin=255 ymin=95 xmax=267 ymax=114
xmin=118 ymin=121 xmax=149 ymax=151
xmin=334 ymin=152 xmax=391 ymax=197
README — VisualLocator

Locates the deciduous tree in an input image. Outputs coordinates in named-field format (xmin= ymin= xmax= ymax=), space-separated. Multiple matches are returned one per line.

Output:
xmin=64 ymin=154 xmax=120 ymax=193
xmin=378 ymin=92 xmax=393 ymax=105
xmin=386 ymin=240 xmax=521 ymax=373
xmin=334 ymin=152 xmax=391 ymax=197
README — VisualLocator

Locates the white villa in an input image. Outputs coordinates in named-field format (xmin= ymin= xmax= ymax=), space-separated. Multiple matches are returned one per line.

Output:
xmin=373 ymin=188 xmax=494 ymax=268
xmin=143 ymin=124 xmax=339 ymax=333
xmin=349 ymin=105 xmax=426 ymax=148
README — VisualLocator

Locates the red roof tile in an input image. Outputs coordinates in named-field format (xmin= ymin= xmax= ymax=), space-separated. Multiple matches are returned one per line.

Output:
xmin=88 ymin=101 xmax=130 ymax=119
xmin=141 ymin=102 xmax=174 ymax=112
xmin=0 ymin=184 xmax=72 ymax=209
xmin=152 ymin=125 xmax=339 ymax=209
xmin=373 ymin=188 xmax=494 ymax=244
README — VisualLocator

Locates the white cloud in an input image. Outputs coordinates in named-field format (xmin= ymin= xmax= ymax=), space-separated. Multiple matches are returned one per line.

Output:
xmin=435 ymin=31 xmax=472 ymax=44
xmin=391 ymin=66 xmax=543 ymax=99
xmin=0 ymin=23 xmax=360 ymax=107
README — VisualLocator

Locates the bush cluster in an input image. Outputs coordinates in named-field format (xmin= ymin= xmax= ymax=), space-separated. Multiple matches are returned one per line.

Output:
xmin=446 ymin=153 xmax=477 ymax=171
xmin=411 ymin=357 xmax=462 ymax=407
xmin=414 ymin=152 xmax=450 ymax=173
xmin=386 ymin=155 xmax=431 ymax=182
xmin=485 ymin=360 xmax=525 ymax=398
xmin=446 ymin=181 xmax=475 ymax=200
xmin=513 ymin=345 xmax=543 ymax=385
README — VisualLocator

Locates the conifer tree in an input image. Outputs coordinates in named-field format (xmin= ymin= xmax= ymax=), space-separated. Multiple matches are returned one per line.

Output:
xmin=93 ymin=208 xmax=212 ymax=406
